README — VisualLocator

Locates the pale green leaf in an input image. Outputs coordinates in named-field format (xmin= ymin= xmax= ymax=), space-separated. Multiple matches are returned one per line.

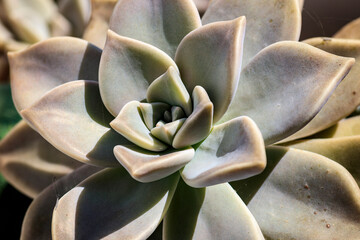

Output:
xmin=21 ymin=80 xmax=128 ymax=167
xmin=182 ymin=116 xmax=265 ymax=188
xmin=283 ymin=38 xmax=360 ymax=141
xmin=175 ymin=17 xmax=245 ymax=122
xmin=151 ymin=118 xmax=186 ymax=145
xmin=172 ymin=86 xmax=213 ymax=149
xmin=110 ymin=101 xmax=168 ymax=152
xmin=0 ymin=121 xmax=82 ymax=198
xmin=202 ymin=0 xmax=301 ymax=67
xmin=219 ymin=41 xmax=355 ymax=144
xmin=9 ymin=37 xmax=101 ymax=112
xmin=147 ymin=66 xmax=192 ymax=116
xmin=52 ymin=168 xmax=179 ymax=240
xmin=311 ymin=115 xmax=360 ymax=138
xmin=139 ymin=102 xmax=170 ymax=130
xmin=109 ymin=0 xmax=201 ymax=58
xmin=164 ymin=180 xmax=264 ymax=240
xmin=234 ymin=147 xmax=360 ymax=240
xmin=21 ymin=165 xmax=101 ymax=240
xmin=114 ymin=145 xmax=194 ymax=182
xmin=283 ymin=135 xmax=360 ymax=187
xmin=99 ymin=30 xmax=178 ymax=116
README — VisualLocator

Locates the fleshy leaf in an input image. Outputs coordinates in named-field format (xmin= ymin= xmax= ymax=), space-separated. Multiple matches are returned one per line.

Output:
xmin=139 ymin=102 xmax=170 ymax=130
xmin=219 ymin=41 xmax=355 ymax=144
xmin=182 ymin=116 xmax=266 ymax=188
xmin=0 ymin=121 xmax=82 ymax=198
xmin=110 ymin=101 xmax=168 ymax=152
xmin=109 ymin=0 xmax=201 ymax=58
xmin=245 ymin=147 xmax=360 ymax=240
xmin=21 ymin=80 xmax=127 ymax=167
xmin=163 ymin=180 xmax=264 ymax=240
xmin=3 ymin=0 xmax=56 ymax=42
xmin=173 ymin=86 xmax=213 ymax=149
xmin=151 ymin=118 xmax=186 ymax=145
xmin=20 ymin=165 xmax=101 ymax=240
xmin=284 ymin=136 xmax=360 ymax=187
xmin=99 ymin=30 xmax=178 ymax=116
xmin=194 ymin=0 xmax=209 ymax=15
xmin=52 ymin=167 xmax=179 ymax=239
xmin=58 ymin=0 xmax=91 ymax=37
xmin=311 ymin=115 xmax=360 ymax=138
xmin=114 ymin=145 xmax=194 ymax=182
xmin=175 ymin=17 xmax=245 ymax=122
xmin=334 ymin=18 xmax=360 ymax=39
xmin=147 ymin=66 xmax=192 ymax=116
xmin=9 ymin=37 xmax=101 ymax=112
xmin=202 ymin=0 xmax=301 ymax=67
xmin=171 ymin=106 xmax=185 ymax=121
xmin=282 ymin=38 xmax=360 ymax=141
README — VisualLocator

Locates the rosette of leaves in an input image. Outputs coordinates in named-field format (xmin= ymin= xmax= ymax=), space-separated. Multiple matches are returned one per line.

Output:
xmin=1 ymin=0 xmax=360 ymax=239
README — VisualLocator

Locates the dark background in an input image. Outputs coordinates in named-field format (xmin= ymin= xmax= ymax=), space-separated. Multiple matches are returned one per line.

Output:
xmin=300 ymin=0 xmax=360 ymax=40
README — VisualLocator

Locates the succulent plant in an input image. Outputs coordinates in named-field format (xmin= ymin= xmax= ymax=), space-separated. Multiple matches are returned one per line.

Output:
xmin=1 ymin=0 xmax=360 ymax=239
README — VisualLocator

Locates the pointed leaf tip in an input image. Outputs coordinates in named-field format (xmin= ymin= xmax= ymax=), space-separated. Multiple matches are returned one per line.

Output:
xmin=220 ymin=41 xmax=355 ymax=144
xmin=147 ymin=66 xmax=192 ymax=116
xmin=175 ymin=17 xmax=245 ymax=123
xmin=282 ymin=38 xmax=360 ymax=141
xmin=20 ymin=80 xmax=123 ymax=167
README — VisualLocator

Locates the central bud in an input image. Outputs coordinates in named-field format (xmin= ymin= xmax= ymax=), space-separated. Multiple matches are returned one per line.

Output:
xmin=139 ymin=103 xmax=186 ymax=146
xmin=110 ymin=66 xmax=214 ymax=152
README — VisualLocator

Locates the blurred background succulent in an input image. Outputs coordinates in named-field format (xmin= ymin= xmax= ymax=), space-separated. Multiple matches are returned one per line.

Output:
xmin=1 ymin=0 xmax=360 ymax=239
xmin=0 ymin=0 xmax=115 ymax=236
xmin=0 ymin=0 xmax=94 ymax=82
xmin=0 ymin=1 xmax=93 ymax=232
